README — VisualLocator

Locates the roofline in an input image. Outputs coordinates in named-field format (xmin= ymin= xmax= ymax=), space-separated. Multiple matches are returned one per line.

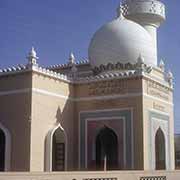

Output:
xmin=48 ymin=60 xmax=90 ymax=70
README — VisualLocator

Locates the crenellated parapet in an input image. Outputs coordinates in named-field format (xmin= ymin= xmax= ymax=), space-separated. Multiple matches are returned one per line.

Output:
xmin=0 ymin=60 xmax=173 ymax=89
xmin=0 ymin=48 xmax=174 ymax=88
xmin=0 ymin=63 xmax=72 ymax=82
xmin=0 ymin=64 xmax=28 ymax=74
xmin=48 ymin=59 xmax=89 ymax=70
xmin=93 ymin=54 xmax=152 ymax=75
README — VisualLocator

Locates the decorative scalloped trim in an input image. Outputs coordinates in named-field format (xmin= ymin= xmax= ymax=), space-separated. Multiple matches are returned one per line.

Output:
xmin=93 ymin=62 xmax=148 ymax=74
xmin=0 ymin=62 xmax=172 ymax=88
xmin=0 ymin=64 xmax=72 ymax=82
xmin=0 ymin=64 xmax=27 ymax=73
xmin=76 ymin=70 xmax=138 ymax=83
xmin=33 ymin=66 xmax=72 ymax=82
xmin=48 ymin=59 xmax=89 ymax=69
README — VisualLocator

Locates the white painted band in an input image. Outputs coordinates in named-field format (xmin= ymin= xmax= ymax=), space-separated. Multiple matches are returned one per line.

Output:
xmin=0 ymin=88 xmax=174 ymax=106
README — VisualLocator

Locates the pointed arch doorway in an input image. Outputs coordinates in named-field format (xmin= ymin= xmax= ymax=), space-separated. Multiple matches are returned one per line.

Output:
xmin=52 ymin=127 xmax=66 ymax=171
xmin=96 ymin=127 xmax=118 ymax=170
xmin=45 ymin=124 xmax=67 ymax=172
xmin=155 ymin=128 xmax=166 ymax=170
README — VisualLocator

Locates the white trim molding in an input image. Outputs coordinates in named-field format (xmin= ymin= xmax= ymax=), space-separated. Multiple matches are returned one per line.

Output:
xmin=0 ymin=88 xmax=173 ymax=106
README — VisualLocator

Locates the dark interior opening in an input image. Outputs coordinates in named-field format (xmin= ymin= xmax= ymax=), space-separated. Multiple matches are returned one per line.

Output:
xmin=0 ymin=129 xmax=5 ymax=171
xmin=155 ymin=128 xmax=166 ymax=170
xmin=96 ymin=127 xmax=118 ymax=170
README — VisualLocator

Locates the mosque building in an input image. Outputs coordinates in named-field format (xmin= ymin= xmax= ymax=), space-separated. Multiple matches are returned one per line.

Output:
xmin=0 ymin=0 xmax=175 ymax=172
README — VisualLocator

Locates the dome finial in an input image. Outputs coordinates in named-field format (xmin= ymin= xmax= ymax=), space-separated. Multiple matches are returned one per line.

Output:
xmin=167 ymin=70 xmax=173 ymax=87
xmin=68 ymin=52 xmax=75 ymax=65
xmin=137 ymin=53 xmax=145 ymax=64
xmin=27 ymin=46 xmax=39 ymax=66
xmin=68 ymin=52 xmax=78 ymax=78
xmin=159 ymin=59 xmax=165 ymax=71
xmin=117 ymin=1 xmax=125 ymax=19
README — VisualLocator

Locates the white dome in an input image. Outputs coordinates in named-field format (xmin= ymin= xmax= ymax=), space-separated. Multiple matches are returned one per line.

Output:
xmin=88 ymin=17 xmax=156 ymax=67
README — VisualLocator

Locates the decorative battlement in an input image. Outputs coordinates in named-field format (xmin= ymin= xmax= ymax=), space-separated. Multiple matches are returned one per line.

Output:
xmin=0 ymin=60 xmax=173 ymax=88
xmin=32 ymin=65 xmax=72 ymax=82
xmin=0 ymin=172 xmax=177 ymax=180
xmin=83 ymin=178 xmax=117 ymax=180
xmin=0 ymin=47 xmax=173 ymax=87
xmin=140 ymin=176 xmax=166 ymax=180
xmin=93 ymin=61 xmax=152 ymax=75
xmin=0 ymin=64 xmax=28 ymax=73
xmin=0 ymin=63 xmax=72 ymax=83
xmin=48 ymin=59 xmax=89 ymax=70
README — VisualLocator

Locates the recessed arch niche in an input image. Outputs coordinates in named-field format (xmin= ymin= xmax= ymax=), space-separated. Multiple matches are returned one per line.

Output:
xmin=155 ymin=128 xmax=166 ymax=170
xmin=45 ymin=124 xmax=67 ymax=171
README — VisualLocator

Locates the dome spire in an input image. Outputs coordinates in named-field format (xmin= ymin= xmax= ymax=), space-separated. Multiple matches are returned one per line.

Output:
xmin=159 ymin=59 xmax=165 ymax=71
xmin=167 ymin=70 xmax=173 ymax=87
xmin=116 ymin=1 xmax=125 ymax=19
xmin=27 ymin=47 xmax=39 ymax=66
xmin=137 ymin=54 xmax=145 ymax=65
xmin=68 ymin=52 xmax=75 ymax=65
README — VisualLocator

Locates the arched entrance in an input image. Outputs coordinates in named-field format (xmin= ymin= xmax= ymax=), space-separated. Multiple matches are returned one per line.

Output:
xmin=0 ymin=129 xmax=5 ymax=171
xmin=155 ymin=128 xmax=166 ymax=170
xmin=52 ymin=127 xmax=66 ymax=171
xmin=96 ymin=127 xmax=118 ymax=170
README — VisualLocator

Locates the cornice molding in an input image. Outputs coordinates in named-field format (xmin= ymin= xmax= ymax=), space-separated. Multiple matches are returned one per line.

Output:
xmin=0 ymin=62 xmax=173 ymax=90
xmin=48 ymin=59 xmax=89 ymax=70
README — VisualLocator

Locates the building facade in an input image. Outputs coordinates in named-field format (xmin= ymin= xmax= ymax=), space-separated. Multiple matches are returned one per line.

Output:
xmin=0 ymin=0 xmax=175 ymax=172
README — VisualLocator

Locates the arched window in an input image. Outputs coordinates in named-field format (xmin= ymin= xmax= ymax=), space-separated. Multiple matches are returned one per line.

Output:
xmin=96 ymin=127 xmax=118 ymax=170
xmin=52 ymin=127 xmax=66 ymax=171
xmin=155 ymin=128 xmax=166 ymax=170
